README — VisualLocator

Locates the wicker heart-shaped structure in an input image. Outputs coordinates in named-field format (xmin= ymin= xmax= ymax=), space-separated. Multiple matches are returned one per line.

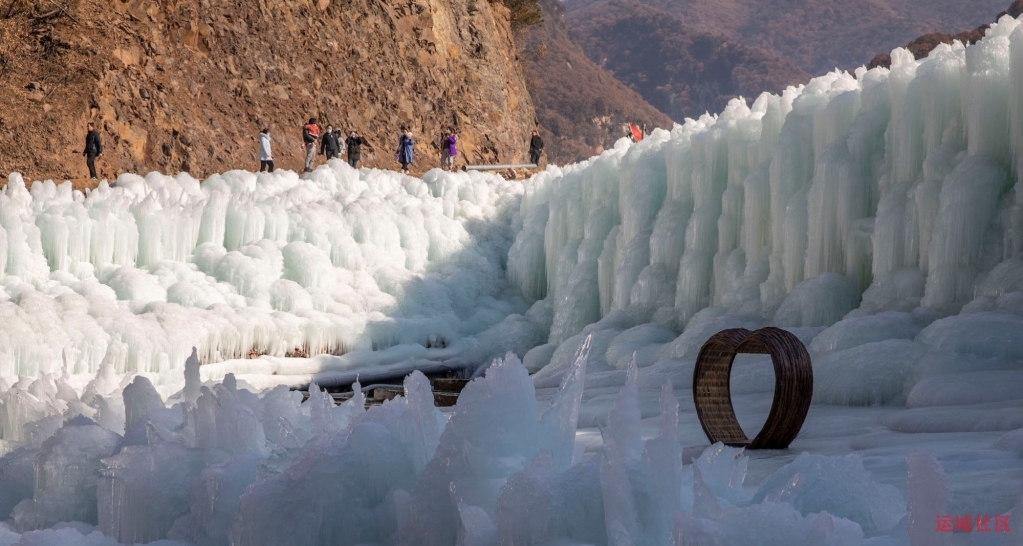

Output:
xmin=692 ymin=326 xmax=812 ymax=450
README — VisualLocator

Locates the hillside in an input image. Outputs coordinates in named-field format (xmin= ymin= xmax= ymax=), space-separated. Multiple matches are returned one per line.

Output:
xmin=564 ymin=0 xmax=1009 ymax=76
xmin=516 ymin=0 xmax=673 ymax=164
xmin=566 ymin=0 xmax=809 ymax=122
xmin=0 ymin=0 xmax=537 ymax=181
xmin=868 ymin=0 xmax=1023 ymax=68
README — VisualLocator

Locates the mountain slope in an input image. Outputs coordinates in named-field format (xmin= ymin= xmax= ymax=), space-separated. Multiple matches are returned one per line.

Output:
xmin=565 ymin=0 xmax=1009 ymax=76
xmin=567 ymin=0 xmax=809 ymax=122
xmin=517 ymin=0 xmax=672 ymax=164
xmin=0 ymin=0 xmax=536 ymax=180
xmin=868 ymin=0 xmax=1023 ymax=68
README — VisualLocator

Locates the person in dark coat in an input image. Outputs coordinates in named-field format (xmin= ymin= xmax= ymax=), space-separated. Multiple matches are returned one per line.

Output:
xmin=396 ymin=129 xmax=414 ymax=173
xmin=302 ymin=118 xmax=319 ymax=172
xmin=320 ymin=124 xmax=341 ymax=160
xmin=83 ymin=122 xmax=103 ymax=180
xmin=345 ymin=130 xmax=371 ymax=168
xmin=528 ymin=129 xmax=544 ymax=166
xmin=441 ymin=127 xmax=457 ymax=170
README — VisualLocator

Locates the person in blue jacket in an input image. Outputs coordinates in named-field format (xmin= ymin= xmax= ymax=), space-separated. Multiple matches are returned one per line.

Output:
xmin=396 ymin=128 xmax=414 ymax=173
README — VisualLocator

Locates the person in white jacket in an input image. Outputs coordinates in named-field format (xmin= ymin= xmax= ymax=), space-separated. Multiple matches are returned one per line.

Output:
xmin=259 ymin=129 xmax=274 ymax=172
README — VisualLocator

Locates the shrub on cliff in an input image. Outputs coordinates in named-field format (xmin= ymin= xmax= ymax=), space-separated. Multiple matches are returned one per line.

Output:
xmin=500 ymin=0 xmax=543 ymax=29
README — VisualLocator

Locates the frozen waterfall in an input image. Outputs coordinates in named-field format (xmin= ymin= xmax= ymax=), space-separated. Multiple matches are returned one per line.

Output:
xmin=1 ymin=13 xmax=1023 ymax=546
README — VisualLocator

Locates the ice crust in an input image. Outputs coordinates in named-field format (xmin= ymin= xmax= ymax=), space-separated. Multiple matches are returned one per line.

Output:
xmin=2 ymin=14 xmax=1023 ymax=546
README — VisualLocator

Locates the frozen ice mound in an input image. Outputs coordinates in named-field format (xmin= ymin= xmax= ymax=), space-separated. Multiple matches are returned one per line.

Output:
xmin=655 ymin=312 xmax=766 ymax=361
xmin=915 ymin=312 xmax=1023 ymax=360
xmin=603 ymin=324 xmax=676 ymax=370
xmin=232 ymin=422 xmax=417 ymax=546
xmin=809 ymin=312 xmax=924 ymax=353
xmin=751 ymin=453 xmax=906 ymax=536
xmin=401 ymin=347 xmax=588 ymax=546
xmin=522 ymin=343 xmax=558 ymax=373
xmin=11 ymin=416 xmax=119 ymax=532
xmin=906 ymin=370 xmax=1023 ymax=407
xmin=881 ymin=400 xmax=1023 ymax=433
xmin=531 ymin=327 xmax=619 ymax=388
xmin=773 ymin=273 xmax=862 ymax=327
xmin=813 ymin=339 xmax=926 ymax=405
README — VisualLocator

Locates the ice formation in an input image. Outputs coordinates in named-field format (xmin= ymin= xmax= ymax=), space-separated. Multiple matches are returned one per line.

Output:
xmin=2 ymin=13 xmax=1023 ymax=546
xmin=0 ymin=165 xmax=530 ymax=383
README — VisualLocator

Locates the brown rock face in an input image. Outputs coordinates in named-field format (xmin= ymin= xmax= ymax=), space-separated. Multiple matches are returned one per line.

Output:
xmin=0 ymin=0 xmax=537 ymax=181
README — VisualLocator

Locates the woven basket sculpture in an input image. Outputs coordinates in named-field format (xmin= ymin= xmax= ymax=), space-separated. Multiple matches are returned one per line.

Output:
xmin=692 ymin=326 xmax=812 ymax=449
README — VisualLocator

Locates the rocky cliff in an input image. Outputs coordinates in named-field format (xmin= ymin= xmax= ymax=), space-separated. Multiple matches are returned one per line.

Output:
xmin=0 ymin=0 xmax=537 ymax=181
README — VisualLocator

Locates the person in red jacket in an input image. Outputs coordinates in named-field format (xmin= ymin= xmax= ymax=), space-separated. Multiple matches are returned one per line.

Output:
xmin=302 ymin=118 xmax=320 ymax=173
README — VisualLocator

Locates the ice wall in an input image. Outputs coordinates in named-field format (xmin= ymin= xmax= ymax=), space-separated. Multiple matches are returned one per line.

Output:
xmin=0 ymin=164 xmax=529 ymax=381
xmin=509 ymin=16 xmax=1023 ymax=345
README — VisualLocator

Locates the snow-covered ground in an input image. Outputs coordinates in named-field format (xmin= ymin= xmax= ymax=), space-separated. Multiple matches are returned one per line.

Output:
xmin=2 ymin=13 xmax=1023 ymax=546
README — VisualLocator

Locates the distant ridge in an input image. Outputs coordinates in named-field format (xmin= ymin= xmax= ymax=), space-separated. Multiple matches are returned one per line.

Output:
xmin=566 ymin=0 xmax=809 ymax=122
xmin=517 ymin=0 xmax=673 ymax=164
xmin=868 ymin=0 xmax=1023 ymax=69
xmin=563 ymin=0 xmax=1009 ymax=76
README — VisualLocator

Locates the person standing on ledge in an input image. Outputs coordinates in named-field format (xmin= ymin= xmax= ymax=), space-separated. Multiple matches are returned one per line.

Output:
xmin=83 ymin=122 xmax=103 ymax=180
xmin=258 ymin=128 xmax=274 ymax=173
xmin=396 ymin=128 xmax=415 ymax=174
xmin=345 ymin=130 xmax=370 ymax=168
xmin=333 ymin=128 xmax=345 ymax=158
xmin=320 ymin=124 xmax=341 ymax=161
xmin=345 ymin=130 xmax=371 ymax=168
xmin=441 ymin=127 xmax=457 ymax=170
xmin=302 ymin=118 xmax=320 ymax=173
xmin=628 ymin=123 xmax=643 ymax=143
xmin=528 ymin=129 xmax=543 ymax=166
